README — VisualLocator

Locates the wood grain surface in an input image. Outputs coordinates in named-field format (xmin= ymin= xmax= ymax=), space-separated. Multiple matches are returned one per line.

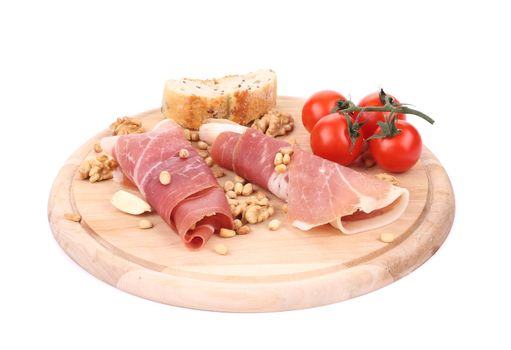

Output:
xmin=47 ymin=96 xmax=455 ymax=312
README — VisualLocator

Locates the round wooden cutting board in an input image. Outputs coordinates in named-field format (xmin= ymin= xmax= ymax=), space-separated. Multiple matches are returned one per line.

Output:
xmin=48 ymin=96 xmax=455 ymax=312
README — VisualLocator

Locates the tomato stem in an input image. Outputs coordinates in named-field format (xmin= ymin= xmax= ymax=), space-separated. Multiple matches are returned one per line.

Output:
xmin=333 ymin=98 xmax=435 ymax=125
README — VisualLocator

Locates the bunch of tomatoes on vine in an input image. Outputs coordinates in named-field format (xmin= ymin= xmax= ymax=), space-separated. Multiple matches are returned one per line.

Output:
xmin=302 ymin=89 xmax=434 ymax=173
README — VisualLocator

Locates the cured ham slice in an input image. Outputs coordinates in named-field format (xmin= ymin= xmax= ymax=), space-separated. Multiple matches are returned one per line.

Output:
xmin=201 ymin=120 xmax=409 ymax=234
xmin=102 ymin=119 xmax=233 ymax=249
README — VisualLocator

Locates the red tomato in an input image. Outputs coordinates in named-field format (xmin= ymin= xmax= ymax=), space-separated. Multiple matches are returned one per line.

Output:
xmin=357 ymin=91 xmax=406 ymax=138
xmin=369 ymin=120 xmax=422 ymax=173
xmin=302 ymin=90 xmax=346 ymax=132
xmin=310 ymin=113 xmax=363 ymax=166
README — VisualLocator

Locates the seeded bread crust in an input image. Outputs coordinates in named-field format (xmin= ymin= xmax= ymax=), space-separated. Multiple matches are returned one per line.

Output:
xmin=162 ymin=70 xmax=277 ymax=130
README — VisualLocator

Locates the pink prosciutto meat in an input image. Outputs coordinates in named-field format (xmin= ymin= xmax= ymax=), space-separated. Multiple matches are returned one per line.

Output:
xmin=102 ymin=119 xmax=233 ymax=249
xmin=201 ymin=121 xmax=409 ymax=234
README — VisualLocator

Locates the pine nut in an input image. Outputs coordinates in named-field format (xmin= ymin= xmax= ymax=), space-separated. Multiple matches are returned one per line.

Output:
xmin=274 ymin=152 xmax=283 ymax=165
xmin=183 ymin=129 xmax=192 ymax=141
xmin=236 ymin=225 xmax=251 ymax=235
xmin=159 ymin=171 xmax=171 ymax=185
xmin=212 ymin=165 xmax=225 ymax=178
xmin=241 ymin=183 xmax=253 ymax=196
xmin=214 ymin=244 xmax=229 ymax=255
xmin=280 ymin=147 xmax=294 ymax=155
xmin=205 ymin=156 xmax=213 ymax=167
xmin=233 ymin=182 xmax=243 ymax=195
xmin=224 ymin=181 xmax=235 ymax=192
xmin=219 ymin=228 xmax=236 ymax=238
xmin=138 ymin=219 xmax=153 ymax=229
xmin=190 ymin=131 xmax=200 ymax=141
xmin=268 ymin=219 xmax=281 ymax=231
xmin=178 ymin=148 xmax=189 ymax=159
xmin=380 ymin=233 xmax=395 ymax=243
xmin=234 ymin=175 xmax=246 ymax=184
xmin=94 ymin=143 xmax=102 ymax=153
xmin=274 ymin=164 xmax=287 ymax=173
xmin=197 ymin=141 xmax=209 ymax=150
xmin=282 ymin=153 xmax=291 ymax=165
xmin=64 ymin=213 xmax=81 ymax=222
xmin=226 ymin=190 xmax=237 ymax=199
xmin=233 ymin=219 xmax=242 ymax=230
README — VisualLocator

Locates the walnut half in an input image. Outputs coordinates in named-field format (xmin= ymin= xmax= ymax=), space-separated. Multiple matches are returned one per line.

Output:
xmin=78 ymin=155 xmax=118 ymax=183
xmin=110 ymin=117 xmax=145 ymax=136
xmin=251 ymin=109 xmax=294 ymax=137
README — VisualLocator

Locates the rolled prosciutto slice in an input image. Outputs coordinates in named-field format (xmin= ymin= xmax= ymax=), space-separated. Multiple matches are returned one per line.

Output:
xmin=200 ymin=120 xmax=409 ymax=234
xmin=102 ymin=119 xmax=233 ymax=249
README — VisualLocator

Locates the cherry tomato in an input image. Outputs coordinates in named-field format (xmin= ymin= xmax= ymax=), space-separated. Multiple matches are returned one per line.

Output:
xmin=310 ymin=113 xmax=363 ymax=166
xmin=369 ymin=120 xmax=422 ymax=173
xmin=356 ymin=91 xmax=406 ymax=138
xmin=302 ymin=90 xmax=346 ymax=132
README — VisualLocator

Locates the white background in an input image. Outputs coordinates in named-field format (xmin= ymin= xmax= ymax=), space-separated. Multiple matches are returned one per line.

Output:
xmin=1 ymin=1 xmax=510 ymax=349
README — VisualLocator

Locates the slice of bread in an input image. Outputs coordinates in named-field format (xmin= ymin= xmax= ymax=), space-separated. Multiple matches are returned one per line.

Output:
xmin=161 ymin=69 xmax=277 ymax=130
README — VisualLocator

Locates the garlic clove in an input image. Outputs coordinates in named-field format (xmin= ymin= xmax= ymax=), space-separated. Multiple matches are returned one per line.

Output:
xmin=111 ymin=190 xmax=151 ymax=215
